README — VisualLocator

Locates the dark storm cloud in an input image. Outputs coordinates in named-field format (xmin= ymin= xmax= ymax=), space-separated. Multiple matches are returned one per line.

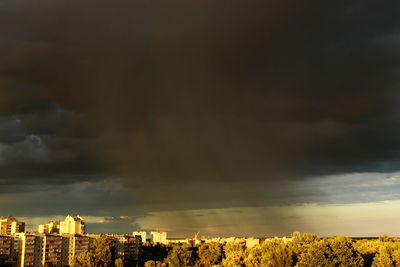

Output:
xmin=0 ymin=116 xmax=24 ymax=143
xmin=1 ymin=0 xmax=400 ymax=216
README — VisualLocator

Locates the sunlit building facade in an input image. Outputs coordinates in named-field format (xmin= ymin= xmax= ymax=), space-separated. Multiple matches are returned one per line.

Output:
xmin=60 ymin=215 xmax=85 ymax=235
xmin=14 ymin=233 xmax=43 ymax=267
xmin=38 ymin=221 xmax=60 ymax=234
xmin=42 ymin=234 xmax=69 ymax=266
xmin=0 ymin=217 xmax=25 ymax=236
xmin=150 ymin=231 xmax=167 ymax=244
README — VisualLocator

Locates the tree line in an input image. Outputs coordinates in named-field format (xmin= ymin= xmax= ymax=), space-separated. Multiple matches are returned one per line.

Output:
xmin=72 ymin=233 xmax=400 ymax=266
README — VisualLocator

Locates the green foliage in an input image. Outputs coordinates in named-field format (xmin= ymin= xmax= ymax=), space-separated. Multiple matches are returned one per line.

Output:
xmin=71 ymin=235 xmax=116 ymax=267
xmin=379 ymin=235 xmax=391 ymax=242
xmin=243 ymin=244 xmax=263 ymax=267
xmin=291 ymin=232 xmax=319 ymax=260
xmin=115 ymin=258 xmax=124 ymax=267
xmin=197 ymin=242 xmax=223 ymax=267
xmin=91 ymin=235 xmax=116 ymax=266
xmin=72 ymin=251 xmax=95 ymax=267
xmin=372 ymin=242 xmax=400 ymax=267
xmin=144 ymin=260 xmax=166 ymax=267
xmin=149 ymin=234 xmax=400 ymax=267
xmin=222 ymin=242 xmax=246 ymax=267
xmin=291 ymin=232 xmax=318 ymax=244
xmin=165 ymin=244 xmax=197 ymax=267
xmin=353 ymin=239 xmax=382 ymax=266
xmin=260 ymin=238 xmax=295 ymax=267
xmin=141 ymin=243 xmax=168 ymax=264
xmin=297 ymin=236 xmax=363 ymax=267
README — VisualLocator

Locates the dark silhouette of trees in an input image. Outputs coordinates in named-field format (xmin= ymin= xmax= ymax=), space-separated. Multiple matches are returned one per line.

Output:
xmin=141 ymin=243 xmax=168 ymax=265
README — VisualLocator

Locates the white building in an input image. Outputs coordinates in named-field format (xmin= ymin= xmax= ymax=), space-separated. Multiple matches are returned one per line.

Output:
xmin=150 ymin=231 xmax=167 ymax=244
xmin=245 ymin=237 xmax=260 ymax=248
xmin=59 ymin=215 xmax=85 ymax=235
xmin=132 ymin=231 xmax=147 ymax=243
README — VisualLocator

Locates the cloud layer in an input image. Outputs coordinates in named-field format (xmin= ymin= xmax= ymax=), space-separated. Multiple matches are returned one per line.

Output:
xmin=1 ymin=0 xmax=400 ymax=235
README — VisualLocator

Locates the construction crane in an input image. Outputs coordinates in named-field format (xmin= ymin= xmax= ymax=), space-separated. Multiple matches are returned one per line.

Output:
xmin=194 ymin=231 xmax=200 ymax=241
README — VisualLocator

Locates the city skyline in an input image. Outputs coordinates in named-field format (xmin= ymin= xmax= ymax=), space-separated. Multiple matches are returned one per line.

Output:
xmin=2 ymin=0 xmax=400 ymax=238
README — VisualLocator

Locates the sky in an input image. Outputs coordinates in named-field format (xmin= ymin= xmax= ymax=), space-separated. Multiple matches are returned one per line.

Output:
xmin=1 ymin=0 xmax=400 ymax=237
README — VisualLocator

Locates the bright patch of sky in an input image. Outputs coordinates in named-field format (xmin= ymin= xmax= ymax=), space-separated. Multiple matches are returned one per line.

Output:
xmin=133 ymin=200 xmax=400 ymax=238
xmin=16 ymin=171 xmax=400 ymax=237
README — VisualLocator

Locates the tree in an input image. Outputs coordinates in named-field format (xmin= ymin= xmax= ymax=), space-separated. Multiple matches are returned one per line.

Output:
xmin=197 ymin=242 xmax=223 ymax=267
xmin=72 ymin=235 xmax=116 ymax=267
xmin=259 ymin=238 xmax=295 ymax=267
xmin=243 ymin=244 xmax=262 ymax=267
xmin=91 ymin=235 xmax=116 ymax=266
xmin=72 ymin=251 xmax=95 ymax=267
xmin=144 ymin=260 xmax=156 ymax=267
xmin=222 ymin=242 xmax=246 ymax=267
xmin=372 ymin=242 xmax=400 ymax=267
xmin=297 ymin=236 xmax=363 ymax=267
xmin=165 ymin=244 xmax=196 ymax=267
xmin=291 ymin=232 xmax=318 ymax=258
xmin=353 ymin=239 xmax=382 ymax=266
xmin=115 ymin=258 xmax=124 ymax=267
xmin=379 ymin=235 xmax=391 ymax=242
xmin=141 ymin=243 xmax=168 ymax=264
xmin=144 ymin=260 xmax=165 ymax=267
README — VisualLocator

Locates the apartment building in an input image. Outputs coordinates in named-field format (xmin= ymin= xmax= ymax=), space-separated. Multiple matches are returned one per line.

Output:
xmin=38 ymin=221 xmax=60 ymax=234
xmin=114 ymin=235 xmax=141 ymax=266
xmin=150 ymin=231 xmax=167 ymax=244
xmin=60 ymin=215 xmax=85 ymax=235
xmin=0 ymin=217 xmax=25 ymax=236
xmin=132 ymin=231 xmax=147 ymax=243
xmin=14 ymin=233 xmax=43 ymax=267
xmin=0 ymin=235 xmax=14 ymax=266
xmin=67 ymin=234 xmax=92 ymax=266
xmin=42 ymin=234 xmax=69 ymax=267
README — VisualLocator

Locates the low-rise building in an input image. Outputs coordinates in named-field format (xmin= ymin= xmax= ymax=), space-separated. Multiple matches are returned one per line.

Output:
xmin=167 ymin=238 xmax=189 ymax=245
xmin=245 ymin=238 xmax=260 ymax=248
